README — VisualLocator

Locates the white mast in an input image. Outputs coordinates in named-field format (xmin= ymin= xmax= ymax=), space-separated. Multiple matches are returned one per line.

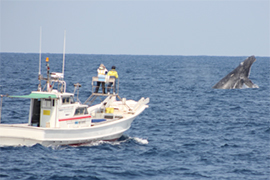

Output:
xmin=62 ymin=30 xmax=66 ymax=78
xmin=39 ymin=27 xmax=42 ymax=75
xmin=38 ymin=27 xmax=42 ymax=91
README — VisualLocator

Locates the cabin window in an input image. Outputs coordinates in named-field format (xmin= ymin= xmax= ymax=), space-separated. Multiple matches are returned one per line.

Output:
xmin=74 ymin=107 xmax=88 ymax=116
xmin=42 ymin=99 xmax=52 ymax=108
xmin=62 ymin=96 xmax=75 ymax=105
xmin=62 ymin=97 xmax=70 ymax=105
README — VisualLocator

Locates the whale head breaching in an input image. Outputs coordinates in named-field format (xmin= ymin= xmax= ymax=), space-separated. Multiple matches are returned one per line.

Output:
xmin=212 ymin=56 xmax=258 ymax=89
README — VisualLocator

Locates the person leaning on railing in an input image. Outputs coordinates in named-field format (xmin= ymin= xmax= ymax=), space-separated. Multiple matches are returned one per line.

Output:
xmin=107 ymin=66 xmax=118 ymax=94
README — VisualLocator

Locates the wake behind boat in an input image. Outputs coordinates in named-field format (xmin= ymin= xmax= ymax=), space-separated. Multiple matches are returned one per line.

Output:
xmin=0 ymin=47 xmax=149 ymax=147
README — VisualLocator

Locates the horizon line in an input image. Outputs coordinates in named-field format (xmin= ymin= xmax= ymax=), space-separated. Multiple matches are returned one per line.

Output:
xmin=1 ymin=52 xmax=269 ymax=58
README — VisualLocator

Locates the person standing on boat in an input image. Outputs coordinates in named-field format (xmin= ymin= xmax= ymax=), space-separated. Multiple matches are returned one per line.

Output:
xmin=95 ymin=64 xmax=108 ymax=94
xmin=107 ymin=66 xmax=118 ymax=94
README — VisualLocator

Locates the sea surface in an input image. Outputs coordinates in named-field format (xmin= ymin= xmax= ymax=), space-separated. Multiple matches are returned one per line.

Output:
xmin=0 ymin=53 xmax=269 ymax=180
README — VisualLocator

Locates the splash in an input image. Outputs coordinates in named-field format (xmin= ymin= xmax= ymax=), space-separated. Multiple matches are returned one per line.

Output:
xmin=133 ymin=137 xmax=148 ymax=144
xmin=74 ymin=136 xmax=149 ymax=147
xmin=242 ymin=83 xmax=259 ymax=89
xmin=45 ymin=135 xmax=149 ymax=149
xmin=252 ymin=84 xmax=259 ymax=88
xmin=77 ymin=140 xmax=123 ymax=147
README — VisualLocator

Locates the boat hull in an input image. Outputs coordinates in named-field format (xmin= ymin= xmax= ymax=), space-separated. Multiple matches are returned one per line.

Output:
xmin=0 ymin=116 xmax=136 ymax=146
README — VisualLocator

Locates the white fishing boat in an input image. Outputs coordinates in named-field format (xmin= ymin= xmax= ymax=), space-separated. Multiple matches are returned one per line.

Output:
xmin=0 ymin=33 xmax=149 ymax=147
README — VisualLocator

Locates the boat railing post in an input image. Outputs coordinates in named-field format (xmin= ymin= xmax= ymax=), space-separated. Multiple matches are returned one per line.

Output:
xmin=0 ymin=95 xmax=2 ymax=123
xmin=46 ymin=57 xmax=51 ymax=92
xmin=0 ymin=94 xmax=7 ymax=123
xmin=117 ymin=78 xmax=119 ymax=95
xmin=61 ymin=80 xmax=66 ymax=93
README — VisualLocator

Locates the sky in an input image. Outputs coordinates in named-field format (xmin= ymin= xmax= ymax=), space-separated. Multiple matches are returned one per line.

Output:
xmin=0 ymin=0 xmax=269 ymax=56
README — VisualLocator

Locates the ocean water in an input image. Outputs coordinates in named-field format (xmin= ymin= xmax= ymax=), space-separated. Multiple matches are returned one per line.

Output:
xmin=0 ymin=53 xmax=269 ymax=180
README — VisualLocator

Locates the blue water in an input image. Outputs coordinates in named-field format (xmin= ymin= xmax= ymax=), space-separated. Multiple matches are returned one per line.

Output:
xmin=0 ymin=53 xmax=269 ymax=180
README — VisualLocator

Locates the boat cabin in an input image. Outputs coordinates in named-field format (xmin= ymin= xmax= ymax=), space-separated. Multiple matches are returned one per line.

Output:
xmin=23 ymin=91 xmax=91 ymax=128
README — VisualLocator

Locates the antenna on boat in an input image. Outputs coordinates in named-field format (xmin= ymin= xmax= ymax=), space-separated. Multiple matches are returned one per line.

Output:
xmin=38 ymin=27 xmax=42 ymax=91
xmin=62 ymin=30 xmax=66 ymax=79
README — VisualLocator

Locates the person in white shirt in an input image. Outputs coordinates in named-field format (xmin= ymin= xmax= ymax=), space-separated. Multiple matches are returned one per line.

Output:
xmin=94 ymin=64 xmax=108 ymax=94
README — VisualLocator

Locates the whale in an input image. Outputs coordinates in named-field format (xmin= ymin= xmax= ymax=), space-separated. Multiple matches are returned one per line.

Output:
xmin=212 ymin=56 xmax=258 ymax=89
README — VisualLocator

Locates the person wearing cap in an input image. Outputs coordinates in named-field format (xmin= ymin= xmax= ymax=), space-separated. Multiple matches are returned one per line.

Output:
xmin=94 ymin=64 xmax=108 ymax=94
xmin=107 ymin=66 xmax=118 ymax=94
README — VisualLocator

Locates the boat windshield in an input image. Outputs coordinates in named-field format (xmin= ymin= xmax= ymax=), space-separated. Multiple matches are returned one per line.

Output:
xmin=62 ymin=96 xmax=75 ymax=105
xmin=74 ymin=107 xmax=88 ymax=116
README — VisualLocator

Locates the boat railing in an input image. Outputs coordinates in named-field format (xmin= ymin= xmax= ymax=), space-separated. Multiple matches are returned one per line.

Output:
xmin=91 ymin=76 xmax=119 ymax=95
xmin=52 ymin=79 xmax=66 ymax=93
xmin=84 ymin=77 xmax=121 ymax=105
xmin=38 ymin=74 xmax=66 ymax=93
xmin=38 ymin=57 xmax=66 ymax=93
xmin=133 ymin=97 xmax=150 ymax=112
